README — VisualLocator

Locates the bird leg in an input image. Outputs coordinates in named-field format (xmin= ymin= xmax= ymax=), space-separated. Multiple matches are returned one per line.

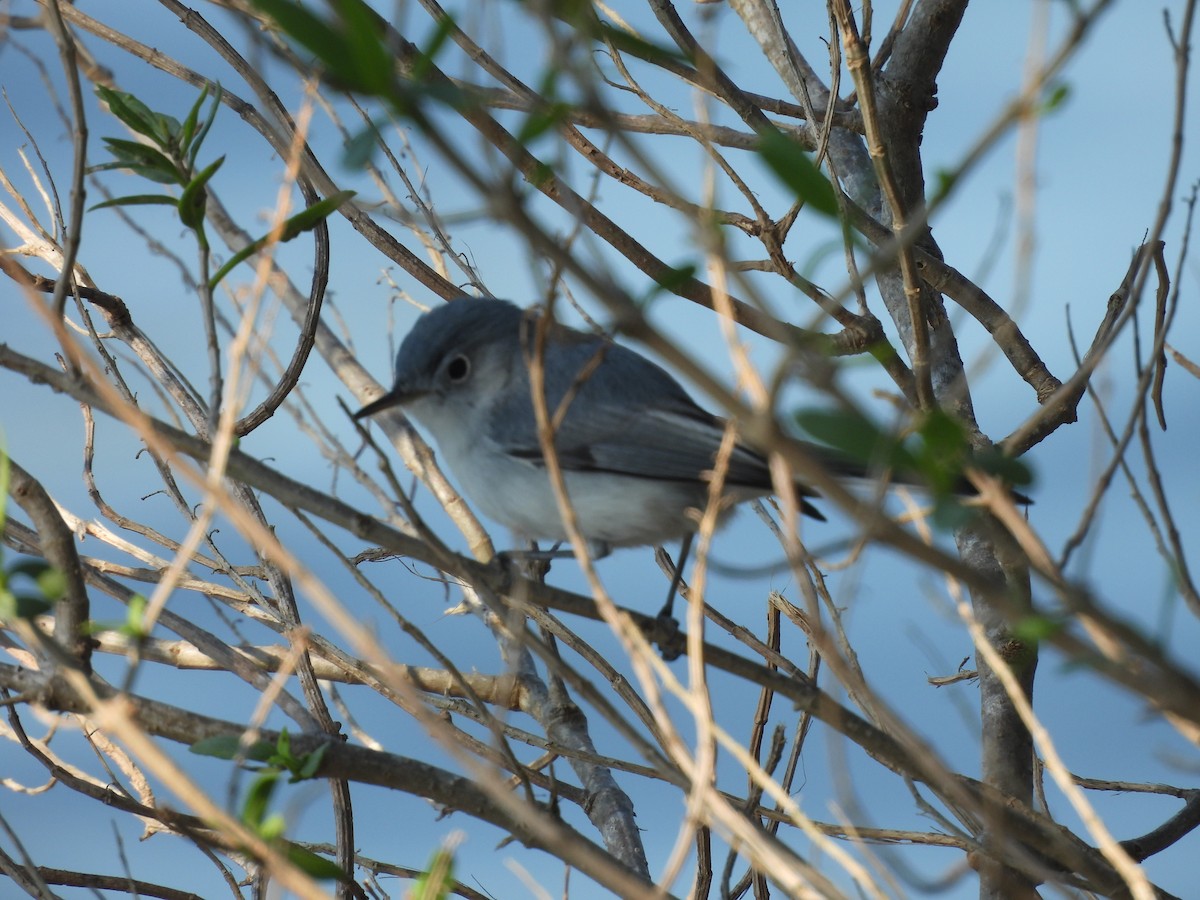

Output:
xmin=499 ymin=539 xmax=613 ymax=563
xmin=650 ymin=533 xmax=694 ymax=661
xmin=657 ymin=532 xmax=693 ymax=622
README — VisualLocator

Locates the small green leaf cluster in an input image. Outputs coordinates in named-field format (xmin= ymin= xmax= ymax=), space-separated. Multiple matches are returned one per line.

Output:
xmin=252 ymin=0 xmax=464 ymax=120
xmin=247 ymin=0 xmax=847 ymax=274
xmin=249 ymin=0 xmax=693 ymax=197
xmin=758 ymin=128 xmax=840 ymax=219
xmin=90 ymin=85 xmax=224 ymax=219
xmin=81 ymin=593 xmax=149 ymax=641
xmin=0 ymin=450 xmax=64 ymax=621
xmin=795 ymin=406 xmax=1033 ymax=528
xmin=206 ymin=189 xmax=356 ymax=290
xmin=0 ymin=560 xmax=63 ymax=621
xmin=412 ymin=845 xmax=458 ymax=900
xmin=191 ymin=726 xmax=330 ymax=783
xmin=191 ymin=728 xmax=342 ymax=879
xmin=92 ymin=84 xmax=354 ymax=289
xmin=641 ymin=263 xmax=698 ymax=305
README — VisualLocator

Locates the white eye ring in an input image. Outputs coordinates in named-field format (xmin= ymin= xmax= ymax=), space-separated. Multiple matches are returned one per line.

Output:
xmin=445 ymin=354 xmax=471 ymax=384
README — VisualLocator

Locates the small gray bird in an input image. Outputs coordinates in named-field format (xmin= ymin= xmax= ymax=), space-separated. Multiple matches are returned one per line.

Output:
xmin=353 ymin=298 xmax=861 ymax=552
xmin=355 ymin=299 xmax=1027 ymax=638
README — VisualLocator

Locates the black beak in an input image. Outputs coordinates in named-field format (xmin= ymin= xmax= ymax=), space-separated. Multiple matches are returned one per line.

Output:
xmin=353 ymin=387 xmax=419 ymax=420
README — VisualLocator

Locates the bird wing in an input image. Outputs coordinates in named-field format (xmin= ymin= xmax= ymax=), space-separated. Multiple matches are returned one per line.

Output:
xmin=546 ymin=402 xmax=774 ymax=488
xmin=484 ymin=336 xmax=828 ymax=517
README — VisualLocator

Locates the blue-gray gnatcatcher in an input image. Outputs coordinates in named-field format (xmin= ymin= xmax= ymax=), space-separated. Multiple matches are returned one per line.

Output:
xmin=354 ymin=298 xmax=1025 ymax=635
xmin=354 ymin=298 xmax=859 ymax=550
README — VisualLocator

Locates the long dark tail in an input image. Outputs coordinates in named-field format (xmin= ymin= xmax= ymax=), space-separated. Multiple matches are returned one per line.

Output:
xmin=792 ymin=440 xmax=1032 ymax=520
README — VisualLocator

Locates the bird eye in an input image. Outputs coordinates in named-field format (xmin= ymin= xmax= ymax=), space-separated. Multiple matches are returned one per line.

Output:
xmin=445 ymin=354 xmax=471 ymax=383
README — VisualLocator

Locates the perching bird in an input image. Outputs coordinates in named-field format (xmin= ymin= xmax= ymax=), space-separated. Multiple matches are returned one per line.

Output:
xmin=354 ymin=298 xmax=870 ymax=534
xmin=353 ymin=298 xmax=894 ymax=628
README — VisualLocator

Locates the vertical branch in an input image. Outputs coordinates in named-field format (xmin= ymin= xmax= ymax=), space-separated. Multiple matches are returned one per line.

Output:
xmin=955 ymin=522 xmax=1039 ymax=899
xmin=6 ymin=458 xmax=92 ymax=669
xmin=831 ymin=0 xmax=934 ymax=409
xmin=41 ymin=0 xmax=88 ymax=323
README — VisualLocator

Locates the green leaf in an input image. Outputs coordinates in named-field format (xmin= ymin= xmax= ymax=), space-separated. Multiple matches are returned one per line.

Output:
xmin=284 ymin=842 xmax=346 ymax=880
xmin=251 ymin=0 xmax=343 ymax=63
xmin=79 ymin=593 xmax=150 ymax=637
xmin=517 ymin=101 xmax=572 ymax=145
xmin=929 ymin=496 xmax=978 ymax=530
xmin=1039 ymin=82 xmax=1071 ymax=114
xmin=293 ymin=741 xmax=329 ymax=781
xmin=124 ymin=593 xmax=148 ymax=637
xmin=100 ymin=138 xmax=180 ymax=170
xmin=972 ymin=446 xmax=1034 ymax=488
xmin=266 ymin=726 xmax=297 ymax=771
xmin=645 ymin=263 xmax=697 ymax=300
xmin=262 ymin=728 xmax=330 ymax=781
xmin=0 ymin=444 xmax=9 ymax=535
xmin=0 ymin=589 xmax=53 ymax=621
xmin=757 ymin=129 xmax=839 ymax=218
xmin=930 ymin=168 xmax=958 ymax=204
xmin=177 ymin=155 xmax=225 ymax=230
xmin=191 ymin=735 xmax=275 ymax=762
xmin=910 ymin=408 xmax=970 ymax=494
xmin=277 ymin=190 xmax=355 ymax=241
xmin=241 ymin=770 xmax=280 ymax=827
xmin=179 ymin=86 xmax=208 ymax=150
xmin=795 ymin=407 xmax=912 ymax=470
xmin=411 ymin=79 xmax=471 ymax=112
xmin=188 ymin=84 xmax=224 ymax=167
xmin=258 ymin=812 xmax=287 ymax=841
xmin=251 ymin=0 xmax=389 ymax=96
xmin=343 ymin=124 xmax=380 ymax=169
xmin=36 ymin=566 xmax=67 ymax=602
xmin=96 ymin=87 xmax=162 ymax=142
xmin=190 ymin=735 xmax=244 ymax=759
xmin=333 ymin=0 xmax=394 ymax=96
xmin=86 ymin=162 xmax=171 ymax=186
xmin=7 ymin=560 xmax=67 ymax=603
xmin=9 ymin=559 xmax=52 ymax=584
xmin=207 ymin=191 xmax=355 ymax=290
xmin=149 ymin=112 xmax=183 ymax=148
xmin=597 ymin=24 xmax=689 ymax=67
xmin=916 ymin=408 xmax=967 ymax=460
xmin=414 ymin=846 xmax=457 ymax=900
xmin=1012 ymin=614 xmax=1064 ymax=642
xmin=527 ymin=160 xmax=555 ymax=189
xmin=207 ymin=247 xmax=257 ymax=292
xmin=409 ymin=12 xmax=456 ymax=84
xmin=98 ymin=138 xmax=183 ymax=184
xmin=89 ymin=194 xmax=179 ymax=212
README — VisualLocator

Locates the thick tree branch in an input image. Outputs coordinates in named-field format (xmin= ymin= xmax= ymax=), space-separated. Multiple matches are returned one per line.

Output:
xmin=0 ymin=663 xmax=665 ymax=900
xmin=5 ymin=458 xmax=91 ymax=668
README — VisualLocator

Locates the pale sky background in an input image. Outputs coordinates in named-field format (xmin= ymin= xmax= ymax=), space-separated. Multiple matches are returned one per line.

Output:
xmin=2 ymin=1 xmax=1198 ymax=898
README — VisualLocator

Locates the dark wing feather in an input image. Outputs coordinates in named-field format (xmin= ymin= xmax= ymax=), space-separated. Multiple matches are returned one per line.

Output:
xmin=486 ymin=334 xmax=828 ymax=518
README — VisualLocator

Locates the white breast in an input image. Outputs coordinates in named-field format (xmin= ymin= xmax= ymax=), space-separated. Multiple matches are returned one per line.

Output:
xmin=452 ymin=438 xmax=720 ymax=546
xmin=409 ymin=394 xmax=740 ymax=548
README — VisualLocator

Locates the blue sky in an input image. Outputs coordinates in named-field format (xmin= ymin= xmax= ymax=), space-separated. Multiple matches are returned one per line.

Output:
xmin=2 ymin=1 xmax=1198 ymax=897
